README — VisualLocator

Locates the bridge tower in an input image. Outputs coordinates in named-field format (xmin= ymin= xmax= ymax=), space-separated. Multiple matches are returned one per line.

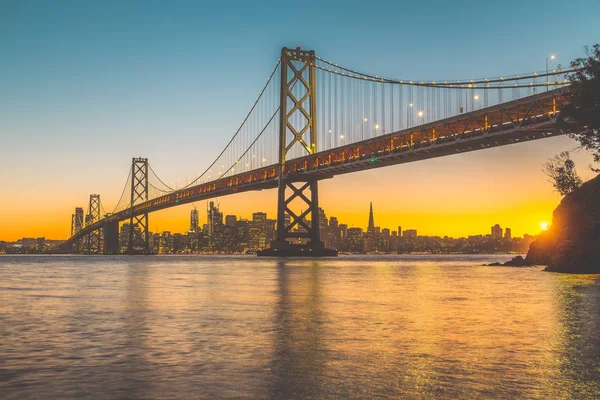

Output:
xmin=86 ymin=194 xmax=102 ymax=254
xmin=126 ymin=157 xmax=151 ymax=254
xmin=259 ymin=47 xmax=337 ymax=257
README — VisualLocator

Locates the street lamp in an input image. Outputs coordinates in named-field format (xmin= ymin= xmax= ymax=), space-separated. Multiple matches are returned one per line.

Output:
xmin=374 ymin=124 xmax=379 ymax=135
xmin=546 ymin=54 xmax=556 ymax=91
xmin=472 ymin=93 xmax=480 ymax=111
xmin=407 ymin=103 xmax=413 ymax=128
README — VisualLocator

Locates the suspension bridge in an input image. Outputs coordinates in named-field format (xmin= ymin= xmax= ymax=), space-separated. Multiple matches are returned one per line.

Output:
xmin=59 ymin=47 xmax=573 ymax=256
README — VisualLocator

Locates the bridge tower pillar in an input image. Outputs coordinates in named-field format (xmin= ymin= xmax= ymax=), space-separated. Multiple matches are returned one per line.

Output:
xmin=86 ymin=194 xmax=102 ymax=254
xmin=258 ymin=47 xmax=337 ymax=257
xmin=126 ymin=157 xmax=151 ymax=254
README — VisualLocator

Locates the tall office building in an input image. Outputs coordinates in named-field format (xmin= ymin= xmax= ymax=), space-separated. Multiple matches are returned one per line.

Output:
xmin=339 ymin=224 xmax=348 ymax=240
xmin=236 ymin=219 xmax=249 ymax=252
xmin=207 ymin=201 xmax=223 ymax=247
xmin=224 ymin=215 xmax=238 ymax=252
xmin=190 ymin=209 xmax=199 ymax=233
xmin=491 ymin=224 xmax=503 ymax=240
xmin=367 ymin=202 xmax=375 ymax=233
xmin=248 ymin=212 xmax=275 ymax=250
xmin=504 ymin=227 xmax=512 ymax=240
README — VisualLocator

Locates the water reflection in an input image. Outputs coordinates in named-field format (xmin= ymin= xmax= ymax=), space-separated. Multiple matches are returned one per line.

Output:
xmin=0 ymin=255 xmax=599 ymax=399
xmin=550 ymin=274 xmax=600 ymax=399
xmin=270 ymin=260 xmax=326 ymax=398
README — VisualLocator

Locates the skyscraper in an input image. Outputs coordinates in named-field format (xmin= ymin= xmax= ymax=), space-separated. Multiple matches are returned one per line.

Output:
xmin=339 ymin=224 xmax=348 ymax=240
xmin=368 ymin=202 xmax=375 ymax=233
xmin=491 ymin=224 xmax=503 ymax=240
xmin=249 ymin=212 xmax=267 ymax=250
xmin=190 ymin=208 xmax=199 ymax=233
xmin=207 ymin=201 xmax=223 ymax=247
xmin=504 ymin=227 xmax=512 ymax=240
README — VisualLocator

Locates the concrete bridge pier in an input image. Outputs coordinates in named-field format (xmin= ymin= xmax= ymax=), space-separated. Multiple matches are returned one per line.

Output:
xmin=103 ymin=220 xmax=120 ymax=255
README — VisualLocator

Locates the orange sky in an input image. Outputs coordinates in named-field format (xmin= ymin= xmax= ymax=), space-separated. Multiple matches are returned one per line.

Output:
xmin=1 ymin=135 xmax=596 ymax=242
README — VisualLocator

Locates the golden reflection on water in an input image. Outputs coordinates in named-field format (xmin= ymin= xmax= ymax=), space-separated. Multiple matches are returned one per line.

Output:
xmin=0 ymin=255 xmax=599 ymax=399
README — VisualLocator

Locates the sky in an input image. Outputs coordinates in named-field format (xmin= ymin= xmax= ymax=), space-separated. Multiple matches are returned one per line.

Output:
xmin=1 ymin=0 xmax=599 ymax=241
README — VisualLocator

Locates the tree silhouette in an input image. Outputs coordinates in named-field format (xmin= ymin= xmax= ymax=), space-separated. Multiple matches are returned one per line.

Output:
xmin=542 ymin=152 xmax=583 ymax=196
xmin=559 ymin=44 xmax=600 ymax=171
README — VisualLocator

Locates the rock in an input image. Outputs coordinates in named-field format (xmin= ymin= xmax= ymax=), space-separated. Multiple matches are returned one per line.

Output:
xmin=503 ymin=256 xmax=530 ymax=266
xmin=487 ymin=255 xmax=532 ymax=267
xmin=525 ymin=231 xmax=553 ymax=265
xmin=527 ymin=174 xmax=600 ymax=273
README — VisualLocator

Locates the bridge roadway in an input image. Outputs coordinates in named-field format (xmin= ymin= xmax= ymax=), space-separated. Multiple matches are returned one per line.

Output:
xmin=65 ymin=87 xmax=569 ymax=246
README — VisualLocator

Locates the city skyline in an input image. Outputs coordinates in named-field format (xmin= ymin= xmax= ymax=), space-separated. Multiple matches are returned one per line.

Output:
xmin=2 ymin=200 xmax=539 ymax=244
xmin=2 ymin=201 xmax=536 ymax=255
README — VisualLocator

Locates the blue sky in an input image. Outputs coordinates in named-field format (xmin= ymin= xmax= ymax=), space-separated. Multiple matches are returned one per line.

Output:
xmin=1 ymin=0 xmax=599 ymax=239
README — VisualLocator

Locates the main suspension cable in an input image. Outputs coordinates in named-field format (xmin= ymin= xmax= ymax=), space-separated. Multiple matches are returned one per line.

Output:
xmin=180 ymin=58 xmax=282 ymax=190
xmin=311 ymin=53 xmax=574 ymax=87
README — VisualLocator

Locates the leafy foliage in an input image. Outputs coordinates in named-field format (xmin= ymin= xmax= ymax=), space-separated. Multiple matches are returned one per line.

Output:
xmin=559 ymin=44 xmax=600 ymax=170
xmin=542 ymin=152 xmax=583 ymax=196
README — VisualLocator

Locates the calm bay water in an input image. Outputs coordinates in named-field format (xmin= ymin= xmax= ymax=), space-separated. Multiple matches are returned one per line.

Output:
xmin=1 ymin=254 xmax=599 ymax=399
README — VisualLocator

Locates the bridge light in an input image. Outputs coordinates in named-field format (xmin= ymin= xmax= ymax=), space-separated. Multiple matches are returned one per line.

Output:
xmin=408 ymin=103 xmax=413 ymax=107
xmin=370 ymin=157 xmax=377 ymax=163
xmin=340 ymin=135 xmax=344 ymax=139
xmin=474 ymin=94 xmax=480 ymax=100
xmin=328 ymin=129 xmax=332 ymax=133
xmin=375 ymin=124 xmax=379 ymax=129
xmin=364 ymin=118 xmax=368 ymax=122
xmin=417 ymin=110 xmax=424 ymax=117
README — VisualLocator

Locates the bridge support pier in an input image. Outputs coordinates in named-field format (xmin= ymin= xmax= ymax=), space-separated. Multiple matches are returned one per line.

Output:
xmin=258 ymin=47 xmax=336 ymax=257
xmin=103 ymin=220 xmax=120 ymax=255
xmin=259 ymin=177 xmax=336 ymax=257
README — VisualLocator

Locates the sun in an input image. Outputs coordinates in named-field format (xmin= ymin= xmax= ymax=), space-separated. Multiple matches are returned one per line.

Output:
xmin=540 ymin=221 xmax=549 ymax=231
